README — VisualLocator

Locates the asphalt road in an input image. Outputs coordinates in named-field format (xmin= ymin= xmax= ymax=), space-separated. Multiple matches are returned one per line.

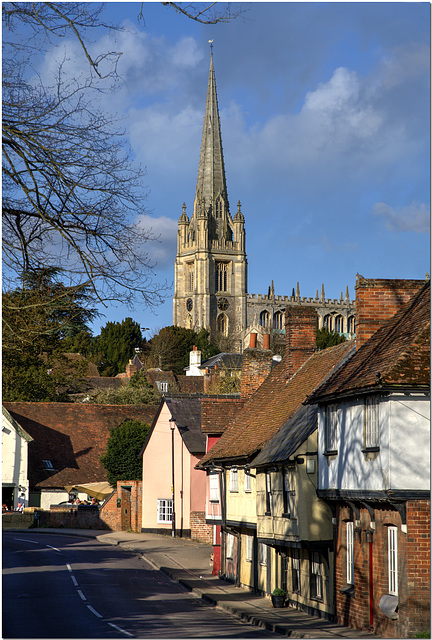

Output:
xmin=3 ymin=532 xmax=281 ymax=639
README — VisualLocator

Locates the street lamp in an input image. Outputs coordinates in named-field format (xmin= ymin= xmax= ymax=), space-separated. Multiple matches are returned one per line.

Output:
xmin=169 ymin=417 xmax=176 ymax=537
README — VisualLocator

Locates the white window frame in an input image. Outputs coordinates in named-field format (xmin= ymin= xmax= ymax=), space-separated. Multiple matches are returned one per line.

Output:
xmin=209 ymin=473 xmax=220 ymax=502
xmin=388 ymin=526 xmax=398 ymax=596
xmin=258 ymin=542 xmax=267 ymax=566
xmin=325 ymin=404 xmax=339 ymax=452
xmin=244 ymin=469 xmax=252 ymax=493
xmin=364 ymin=396 xmax=379 ymax=449
xmin=346 ymin=522 xmax=354 ymax=585
xmin=265 ymin=472 xmax=273 ymax=514
xmin=245 ymin=535 xmax=253 ymax=562
xmin=310 ymin=551 xmax=322 ymax=600
xmin=226 ymin=533 xmax=234 ymax=560
xmin=283 ymin=468 xmax=295 ymax=517
xmin=229 ymin=467 xmax=238 ymax=492
xmin=157 ymin=498 xmax=173 ymax=523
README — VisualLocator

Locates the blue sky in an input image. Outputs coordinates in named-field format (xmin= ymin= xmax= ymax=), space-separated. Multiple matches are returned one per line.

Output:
xmin=58 ymin=2 xmax=431 ymax=336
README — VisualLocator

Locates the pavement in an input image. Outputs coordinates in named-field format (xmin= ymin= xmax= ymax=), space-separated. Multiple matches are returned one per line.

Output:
xmin=6 ymin=527 xmax=375 ymax=639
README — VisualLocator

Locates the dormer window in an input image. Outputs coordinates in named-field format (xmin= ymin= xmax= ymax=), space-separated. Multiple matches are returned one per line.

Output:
xmin=43 ymin=459 xmax=54 ymax=470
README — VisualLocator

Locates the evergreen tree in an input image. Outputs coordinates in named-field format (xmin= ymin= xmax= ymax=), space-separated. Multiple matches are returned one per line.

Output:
xmin=95 ymin=318 xmax=144 ymax=376
xmin=100 ymin=419 xmax=151 ymax=487
xmin=316 ymin=327 xmax=347 ymax=350
xmin=148 ymin=326 xmax=219 ymax=376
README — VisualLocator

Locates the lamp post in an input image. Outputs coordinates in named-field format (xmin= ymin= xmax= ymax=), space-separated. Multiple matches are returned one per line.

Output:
xmin=169 ymin=418 xmax=176 ymax=537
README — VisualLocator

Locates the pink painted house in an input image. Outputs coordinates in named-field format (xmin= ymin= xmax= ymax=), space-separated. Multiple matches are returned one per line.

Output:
xmin=140 ymin=396 xmax=211 ymax=542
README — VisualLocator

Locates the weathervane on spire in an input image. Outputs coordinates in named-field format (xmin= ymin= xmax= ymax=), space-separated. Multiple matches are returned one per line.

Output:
xmin=208 ymin=39 xmax=214 ymax=53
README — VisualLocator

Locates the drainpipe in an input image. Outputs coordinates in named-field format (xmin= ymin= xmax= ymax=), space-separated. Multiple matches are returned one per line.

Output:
xmin=366 ymin=529 xmax=374 ymax=629
xmin=169 ymin=419 xmax=176 ymax=537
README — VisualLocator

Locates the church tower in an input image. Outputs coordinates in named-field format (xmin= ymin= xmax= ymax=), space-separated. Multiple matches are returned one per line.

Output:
xmin=173 ymin=52 xmax=247 ymax=347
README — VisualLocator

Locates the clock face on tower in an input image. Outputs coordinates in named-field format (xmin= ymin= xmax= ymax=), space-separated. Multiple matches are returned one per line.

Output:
xmin=186 ymin=298 xmax=193 ymax=311
xmin=217 ymin=297 xmax=229 ymax=311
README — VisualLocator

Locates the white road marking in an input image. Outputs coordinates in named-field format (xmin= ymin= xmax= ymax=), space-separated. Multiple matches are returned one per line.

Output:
xmin=87 ymin=605 xmax=103 ymax=618
xmin=13 ymin=538 xmax=39 ymax=544
xmin=66 ymin=563 xmax=72 ymax=572
xmin=77 ymin=589 xmax=87 ymax=601
xmin=71 ymin=575 xmax=78 ymax=587
xmin=46 ymin=545 xmax=60 ymax=552
xmin=107 ymin=622 xmax=134 ymax=637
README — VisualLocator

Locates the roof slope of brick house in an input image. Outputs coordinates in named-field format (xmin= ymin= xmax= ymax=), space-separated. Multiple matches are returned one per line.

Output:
xmin=3 ymin=402 xmax=158 ymax=508
xmin=305 ymin=280 xmax=430 ymax=638
xmin=199 ymin=338 xmax=354 ymax=467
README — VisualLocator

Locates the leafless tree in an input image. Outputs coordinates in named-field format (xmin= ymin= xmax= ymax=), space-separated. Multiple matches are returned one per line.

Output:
xmin=3 ymin=2 xmax=167 ymax=309
xmin=158 ymin=3 xmax=244 ymax=25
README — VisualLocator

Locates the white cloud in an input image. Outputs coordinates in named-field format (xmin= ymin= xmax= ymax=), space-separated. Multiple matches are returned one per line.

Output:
xmin=135 ymin=214 xmax=178 ymax=267
xmin=373 ymin=202 xmax=430 ymax=233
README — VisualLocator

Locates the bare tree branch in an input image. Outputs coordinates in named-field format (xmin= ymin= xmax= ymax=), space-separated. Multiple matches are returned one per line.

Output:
xmin=3 ymin=2 xmax=169 ymax=312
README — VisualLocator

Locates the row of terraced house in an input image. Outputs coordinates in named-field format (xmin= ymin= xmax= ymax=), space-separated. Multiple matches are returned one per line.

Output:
xmin=4 ymin=275 xmax=429 ymax=637
xmin=142 ymin=276 xmax=430 ymax=638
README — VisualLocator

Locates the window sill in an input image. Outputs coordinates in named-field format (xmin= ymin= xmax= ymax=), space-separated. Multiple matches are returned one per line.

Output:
xmin=340 ymin=584 xmax=355 ymax=597
xmin=265 ymin=511 xmax=271 ymax=516
xmin=361 ymin=446 xmax=380 ymax=453
xmin=323 ymin=450 xmax=338 ymax=457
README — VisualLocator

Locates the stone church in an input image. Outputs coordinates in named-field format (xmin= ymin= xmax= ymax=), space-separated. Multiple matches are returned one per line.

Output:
xmin=173 ymin=53 xmax=355 ymax=352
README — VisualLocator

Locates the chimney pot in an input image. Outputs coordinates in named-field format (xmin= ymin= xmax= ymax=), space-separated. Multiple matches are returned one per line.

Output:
xmin=263 ymin=334 xmax=270 ymax=350
xmin=250 ymin=332 xmax=257 ymax=348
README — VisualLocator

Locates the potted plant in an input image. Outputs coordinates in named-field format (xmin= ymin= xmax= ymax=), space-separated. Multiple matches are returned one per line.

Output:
xmin=271 ymin=587 xmax=286 ymax=608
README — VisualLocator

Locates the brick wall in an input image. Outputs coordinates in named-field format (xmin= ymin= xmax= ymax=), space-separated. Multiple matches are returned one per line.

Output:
xmin=240 ymin=337 xmax=273 ymax=399
xmin=99 ymin=480 xmax=142 ymax=532
xmin=190 ymin=510 xmax=213 ymax=543
xmin=355 ymin=278 xmax=425 ymax=350
xmin=284 ymin=306 xmax=317 ymax=380
xmin=334 ymin=500 xmax=430 ymax=638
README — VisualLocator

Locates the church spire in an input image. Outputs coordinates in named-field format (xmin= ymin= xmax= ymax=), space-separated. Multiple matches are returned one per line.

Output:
xmin=195 ymin=49 xmax=229 ymax=216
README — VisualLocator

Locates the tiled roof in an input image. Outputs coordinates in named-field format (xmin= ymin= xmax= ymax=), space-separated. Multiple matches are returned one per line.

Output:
xmin=199 ymin=353 xmax=243 ymax=370
xmin=3 ymin=402 xmax=158 ymax=489
xmin=165 ymin=397 xmax=205 ymax=454
xmin=198 ymin=340 xmax=354 ymax=466
xmin=201 ymin=397 xmax=245 ymax=434
xmin=177 ymin=376 xmax=205 ymax=394
xmin=308 ymin=282 xmax=430 ymax=403
xmin=251 ymin=404 xmax=318 ymax=468
xmin=146 ymin=370 xmax=178 ymax=388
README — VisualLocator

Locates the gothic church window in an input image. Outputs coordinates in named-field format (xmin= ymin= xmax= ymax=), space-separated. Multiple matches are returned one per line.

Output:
xmin=324 ymin=314 xmax=334 ymax=331
xmin=348 ymin=316 xmax=356 ymax=334
xmin=335 ymin=315 xmax=344 ymax=333
xmin=260 ymin=310 xmax=270 ymax=328
xmin=273 ymin=311 xmax=283 ymax=330
xmin=215 ymin=262 xmax=228 ymax=292
xmin=186 ymin=263 xmax=194 ymax=292
xmin=217 ymin=313 xmax=228 ymax=336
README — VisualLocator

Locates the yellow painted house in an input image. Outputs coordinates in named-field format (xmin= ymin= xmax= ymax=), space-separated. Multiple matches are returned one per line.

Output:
xmin=198 ymin=306 xmax=354 ymax=619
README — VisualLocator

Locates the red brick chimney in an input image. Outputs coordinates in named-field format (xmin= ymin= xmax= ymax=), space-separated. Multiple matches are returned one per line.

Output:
xmin=240 ymin=332 xmax=273 ymax=399
xmin=284 ymin=306 xmax=317 ymax=380
xmin=355 ymin=277 xmax=425 ymax=350
xmin=125 ymin=361 xmax=138 ymax=378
